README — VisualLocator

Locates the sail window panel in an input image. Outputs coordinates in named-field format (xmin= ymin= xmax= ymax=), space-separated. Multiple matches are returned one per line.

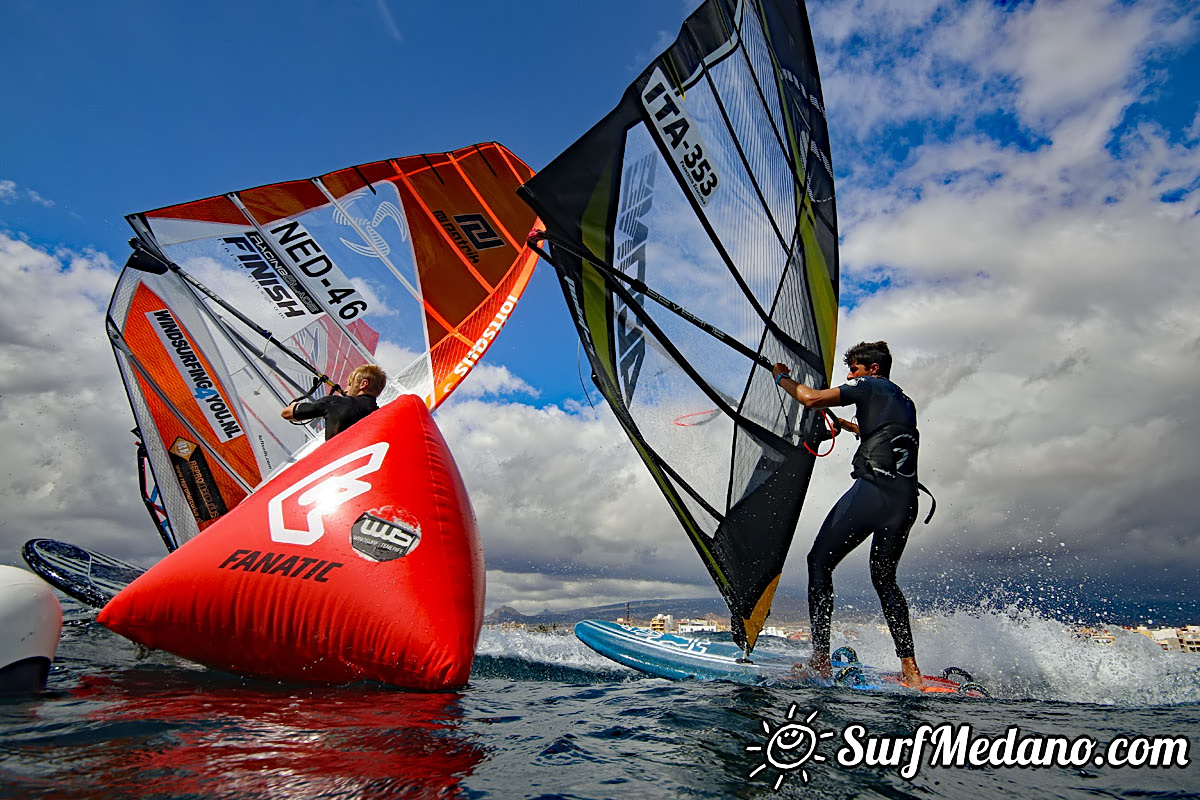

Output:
xmin=744 ymin=2 xmax=838 ymax=282
xmin=219 ymin=333 xmax=314 ymax=478
xmin=386 ymin=353 xmax=434 ymax=406
xmin=730 ymin=423 xmax=788 ymax=505
xmin=621 ymin=342 xmax=734 ymax=520
xmin=185 ymin=294 xmax=320 ymax=479
xmin=774 ymin=246 xmax=824 ymax=383
xmin=293 ymin=182 xmax=427 ymax=362
xmin=729 ymin=355 xmax=807 ymax=502
xmin=703 ymin=12 xmax=798 ymax=249
xmin=618 ymin=128 xmax=764 ymax=370
xmin=160 ymin=242 xmax=374 ymax=406
xmin=157 ymin=237 xmax=315 ymax=347
xmin=674 ymin=479 xmax=723 ymax=540
xmin=637 ymin=286 xmax=750 ymax=421
xmin=739 ymin=3 xmax=802 ymax=205
xmin=674 ymin=85 xmax=790 ymax=323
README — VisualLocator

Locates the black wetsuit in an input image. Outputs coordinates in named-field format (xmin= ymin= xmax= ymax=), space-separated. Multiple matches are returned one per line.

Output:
xmin=809 ymin=376 xmax=920 ymax=660
xmin=290 ymin=393 xmax=379 ymax=440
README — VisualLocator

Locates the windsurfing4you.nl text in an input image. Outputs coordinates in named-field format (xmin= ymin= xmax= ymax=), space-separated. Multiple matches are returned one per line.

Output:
xmin=746 ymin=706 xmax=1190 ymax=790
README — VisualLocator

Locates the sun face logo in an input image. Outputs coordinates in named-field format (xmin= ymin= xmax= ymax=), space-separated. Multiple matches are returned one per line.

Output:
xmin=746 ymin=705 xmax=837 ymax=790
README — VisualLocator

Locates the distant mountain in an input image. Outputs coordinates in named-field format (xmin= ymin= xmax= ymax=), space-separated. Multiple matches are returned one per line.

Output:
xmin=485 ymin=606 xmax=531 ymax=624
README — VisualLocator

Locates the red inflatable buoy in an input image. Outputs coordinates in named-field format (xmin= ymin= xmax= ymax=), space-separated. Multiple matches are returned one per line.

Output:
xmin=99 ymin=395 xmax=483 ymax=690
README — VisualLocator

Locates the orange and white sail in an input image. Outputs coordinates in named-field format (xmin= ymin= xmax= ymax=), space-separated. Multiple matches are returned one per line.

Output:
xmin=107 ymin=143 xmax=540 ymax=547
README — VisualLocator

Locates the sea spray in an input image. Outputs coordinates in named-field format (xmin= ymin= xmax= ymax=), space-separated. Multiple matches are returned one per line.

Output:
xmin=477 ymin=602 xmax=1200 ymax=706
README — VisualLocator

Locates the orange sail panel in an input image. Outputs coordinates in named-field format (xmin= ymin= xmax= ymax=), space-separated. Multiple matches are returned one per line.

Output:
xmin=122 ymin=283 xmax=256 ymax=526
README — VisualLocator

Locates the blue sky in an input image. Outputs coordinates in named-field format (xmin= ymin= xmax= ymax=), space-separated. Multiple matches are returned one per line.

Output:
xmin=1 ymin=0 xmax=702 ymax=406
xmin=3 ymin=0 xmax=1200 ymax=622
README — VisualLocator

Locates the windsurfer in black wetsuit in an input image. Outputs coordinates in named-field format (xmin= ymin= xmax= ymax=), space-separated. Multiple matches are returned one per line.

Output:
xmin=772 ymin=341 xmax=926 ymax=689
xmin=281 ymin=364 xmax=386 ymax=440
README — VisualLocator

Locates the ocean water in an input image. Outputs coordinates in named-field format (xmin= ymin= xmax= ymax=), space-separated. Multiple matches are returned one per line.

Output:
xmin=2 ymin=602 xmax=1197 ymax=799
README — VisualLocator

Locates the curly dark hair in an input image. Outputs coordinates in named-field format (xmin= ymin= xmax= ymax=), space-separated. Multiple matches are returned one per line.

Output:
xmin=843 ymin=341 xmax=892 ymax=378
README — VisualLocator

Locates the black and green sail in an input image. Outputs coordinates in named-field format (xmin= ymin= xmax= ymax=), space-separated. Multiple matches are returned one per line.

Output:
xmin=519 ymin=0 xmax=838 ymax=654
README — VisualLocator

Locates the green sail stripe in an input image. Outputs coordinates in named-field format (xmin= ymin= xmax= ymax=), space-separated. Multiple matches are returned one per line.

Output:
xmin=579 ymin=164 xmax=617 ymax=388
xmin=802 ymin=204 xmax=838 ymax=378
xmin=757 ymin=0 xmax=835 ymax=382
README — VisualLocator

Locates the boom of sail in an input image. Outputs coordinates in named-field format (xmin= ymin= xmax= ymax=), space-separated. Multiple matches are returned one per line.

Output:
xmin=518 ymin=0 xmax=838 ymax=653
xmin=108 ymin=142 xmax=540 ymax=549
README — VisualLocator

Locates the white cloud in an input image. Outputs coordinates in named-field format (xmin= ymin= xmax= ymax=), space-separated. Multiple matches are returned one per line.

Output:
xmin=436 ymin=400 xmax=698 ymax=574
xmin=26 ymin=190 xmax=55 ymax=208
xmin=441 ymin=363 xmax=537 ymax=402
xmin=0 ymin=235 xmax=160 ymax=567
xmin=814 ymin=0 xmax=1200 ymax=598
xmin=1002 ymin=0 xmax=1156 ymax=130
xmin=0 ymin=178 xmax=55 ymax=208
xmin=375 ymin=0 xmax=403 ymax=43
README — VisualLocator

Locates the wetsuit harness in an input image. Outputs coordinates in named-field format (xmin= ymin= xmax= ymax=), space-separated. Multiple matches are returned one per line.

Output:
xmin=290 ymin=393 xmax=379 ymax=440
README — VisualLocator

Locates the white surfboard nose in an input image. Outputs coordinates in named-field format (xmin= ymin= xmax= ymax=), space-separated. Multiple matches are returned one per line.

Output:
xmin=0 ymin=564 xmax=62 ymax=694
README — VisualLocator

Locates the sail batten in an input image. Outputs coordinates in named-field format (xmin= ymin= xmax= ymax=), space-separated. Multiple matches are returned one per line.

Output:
xmin=520 ymin=0 xmax=837 ymax=653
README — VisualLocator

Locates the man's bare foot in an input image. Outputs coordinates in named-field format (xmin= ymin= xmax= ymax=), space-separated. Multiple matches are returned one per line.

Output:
xmin=793 ymin=653 xmax=832 ymax=680
xmin=899 ymin=656 xmax=925 ymax=690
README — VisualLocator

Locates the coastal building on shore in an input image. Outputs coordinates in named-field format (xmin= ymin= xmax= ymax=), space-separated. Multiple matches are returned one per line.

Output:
xmin=1128 ymin=624 xmax=1200 ymax=652
xmin=677 ymin=618 xmax=719 ymax=633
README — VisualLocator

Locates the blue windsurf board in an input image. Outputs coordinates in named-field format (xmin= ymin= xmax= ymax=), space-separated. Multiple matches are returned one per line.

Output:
xmin=574 ymin=619 xmax=987 ymax=697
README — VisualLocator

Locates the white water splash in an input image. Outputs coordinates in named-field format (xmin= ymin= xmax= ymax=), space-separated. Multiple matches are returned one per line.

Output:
xmin=476 ymin=605 xmax=1200 ymax=706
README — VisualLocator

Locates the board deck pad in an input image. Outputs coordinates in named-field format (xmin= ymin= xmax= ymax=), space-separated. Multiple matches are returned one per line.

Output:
xmin=574 ymin=620 xmax=987 ymax=697
xmin=22 ymin=539 xmax=146 ymax=608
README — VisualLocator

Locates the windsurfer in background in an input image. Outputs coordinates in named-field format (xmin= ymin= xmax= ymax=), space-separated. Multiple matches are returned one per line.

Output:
xmin=772 ymin=341 xmax=926 ymax=689
xmin=281 ymin=364 xmax=386 ymax=440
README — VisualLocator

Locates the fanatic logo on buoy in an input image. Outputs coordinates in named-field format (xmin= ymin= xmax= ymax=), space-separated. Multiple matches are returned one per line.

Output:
xmin=267 ymin=443 xmax=389 ymax=546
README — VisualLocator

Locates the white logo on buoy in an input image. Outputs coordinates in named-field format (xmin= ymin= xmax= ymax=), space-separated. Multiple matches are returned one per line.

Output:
xmin=267 ymin=443 xmax=388 ymax=546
